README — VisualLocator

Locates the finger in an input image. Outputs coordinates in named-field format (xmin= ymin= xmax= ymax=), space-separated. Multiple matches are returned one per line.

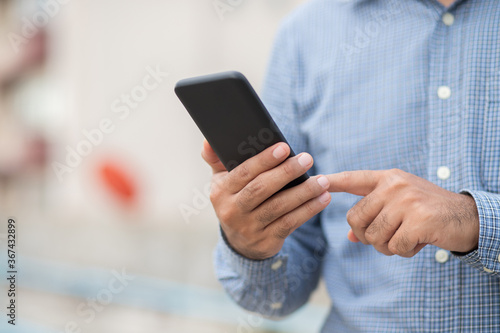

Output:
xmin=387 ymin=225 xmax=420 ymax=257
xmin=234 ymin=152 xmax=314 ymax=211
xmin=225 ymin=143 xmax=292 ymax=194
xmin=346 ymin=191 xmax=386 ymax=244
xmin=265 ymin=191 xmax=332 ymax=240
xmin=201 ymin=139 xmax=226 ymax=174
xmin=400 ymin=243 xmax=427 ymax=258
xmin=365 ymin=210 xmax=403 ymax=256
xmin=347 ymin=229 xmax=360 ymax=242
xmin=326 ymin=170 xmax=382 ymax=196
xmin=251 ymin=175 xmax=331 ymax=228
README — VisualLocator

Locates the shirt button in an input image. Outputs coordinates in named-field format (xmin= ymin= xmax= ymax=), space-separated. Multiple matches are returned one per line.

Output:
xmin=435 ymin=249 xmax=449 ymax=263
xmin=442 ymin=13 xmax=455 ymax=26
xmin=438 ymin=86 xmax=452 ymax=100
xmin=270 ymin=302 xmax=283 ymax=310
xmin=437 ymin=166 xmax=451 ymax=180
xmin=484 ymin=267 xmax=494 ymax=273
xmin=498 ymin=254 xmax=500 ymax=262
xmin=271 ymin=259 xmax=283 ymax=271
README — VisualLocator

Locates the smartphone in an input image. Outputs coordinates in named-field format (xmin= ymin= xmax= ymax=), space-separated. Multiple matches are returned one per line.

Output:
xmin=174 ymin=71 xmax=309 ymax=191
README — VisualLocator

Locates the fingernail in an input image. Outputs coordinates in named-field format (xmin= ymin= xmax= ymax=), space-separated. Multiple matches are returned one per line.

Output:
xmin=317 ymin=176 xmax=329 ymax=188
xmin=298 ymin=154 xmax=313 ymax=167
xmin=273 ymin=146 xmax=287 ymax=159
xmin=318 ymin=192 xmax=331 ymax=204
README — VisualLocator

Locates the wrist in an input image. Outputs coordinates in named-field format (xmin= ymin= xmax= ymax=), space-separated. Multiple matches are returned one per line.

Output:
xmin=457 ymin=193 xmax=479 ymax=252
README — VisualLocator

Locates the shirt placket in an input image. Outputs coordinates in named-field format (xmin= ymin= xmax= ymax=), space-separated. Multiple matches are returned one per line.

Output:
xmin=426 ymin=6 xmax=463 ymax=332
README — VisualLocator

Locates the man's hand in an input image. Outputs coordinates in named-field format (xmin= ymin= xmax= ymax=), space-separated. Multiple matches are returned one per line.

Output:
xmin=326 ymin=169 xmax=480 ymax=257
xmin=202 ymin=140 xmax=331 ymax=260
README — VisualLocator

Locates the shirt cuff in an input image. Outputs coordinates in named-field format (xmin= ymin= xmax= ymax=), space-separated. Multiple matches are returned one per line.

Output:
xmin=215 ymin=227 xmax=289 ymax=285
xmin=454 ymin=189 xmax=500 ymax=276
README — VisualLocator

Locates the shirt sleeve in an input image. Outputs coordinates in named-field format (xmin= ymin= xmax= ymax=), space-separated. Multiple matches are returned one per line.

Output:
xmin=213 ymin=17 xmax=328 ymax=318
xmin=453 ymin=190 xmax=500 ymax=277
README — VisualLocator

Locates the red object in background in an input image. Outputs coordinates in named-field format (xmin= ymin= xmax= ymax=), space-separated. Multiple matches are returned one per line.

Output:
xmin=99 ymin=162 xmax=137 ymax=205
xmin=27 ymin=135 xmax=48 ymax=167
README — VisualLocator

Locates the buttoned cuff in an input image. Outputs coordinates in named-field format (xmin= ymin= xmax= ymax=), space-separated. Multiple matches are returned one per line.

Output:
xmin=454 ymin=189 xmax=500 ymax=276
xmin=215 ymin=228 xmax=289 ymax=285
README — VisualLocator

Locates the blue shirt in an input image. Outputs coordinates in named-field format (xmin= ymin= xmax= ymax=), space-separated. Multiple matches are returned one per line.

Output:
xmin=214 ymin=0 xmax=500 ymax=331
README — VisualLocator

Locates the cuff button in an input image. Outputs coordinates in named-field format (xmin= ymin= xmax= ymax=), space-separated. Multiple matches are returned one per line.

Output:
xmin=271 ymin=259 xmax=283 ymax=271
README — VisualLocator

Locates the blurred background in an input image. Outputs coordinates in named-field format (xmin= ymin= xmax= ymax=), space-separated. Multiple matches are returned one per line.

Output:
xmin=0 ymin=0 xmax=330 ymax=332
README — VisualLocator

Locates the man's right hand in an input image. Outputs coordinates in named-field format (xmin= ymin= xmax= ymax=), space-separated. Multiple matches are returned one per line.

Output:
xmin=201 ymin=140 xmax=331 ymax=260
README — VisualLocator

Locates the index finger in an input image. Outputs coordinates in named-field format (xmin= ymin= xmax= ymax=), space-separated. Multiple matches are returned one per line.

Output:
xmin=326 ymin=170 xmax=382 ymax=196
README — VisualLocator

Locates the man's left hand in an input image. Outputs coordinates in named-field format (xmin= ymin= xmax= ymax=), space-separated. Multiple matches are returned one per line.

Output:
xmin=326 ymin=169 xmax=479 ymax=257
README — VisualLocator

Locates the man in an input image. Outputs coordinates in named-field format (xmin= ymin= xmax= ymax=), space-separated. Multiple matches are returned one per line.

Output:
xmin=202 ymin=0 xmax=500 ymax=331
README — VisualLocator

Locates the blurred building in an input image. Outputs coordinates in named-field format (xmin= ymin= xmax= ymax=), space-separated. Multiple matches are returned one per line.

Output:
xmin=0 ymin=1 xmax=329 ymax=332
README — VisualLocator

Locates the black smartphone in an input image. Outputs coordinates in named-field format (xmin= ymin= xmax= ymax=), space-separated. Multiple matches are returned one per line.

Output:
xmin=174 ymin=71 xmax=309 ymax=191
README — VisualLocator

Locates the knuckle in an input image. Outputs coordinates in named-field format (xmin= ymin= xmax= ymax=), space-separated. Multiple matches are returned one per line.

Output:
xmin=410 ymin=190 xmax=424 ymax=205
xmin=389 ymin=168 xmax=405 ymax=177
xmin=209 ymin=190 xmax=218 ymax=204
xmin=405 ymin=197 xmax=421 ymax=213
xmin=281 ymin=161 xmax=298 ymax=178
xmin=303 ymin=179 xmax=318 ymax=198
xmin=398 ymin=190 xmax=413 ymax=205
xmin=401 ymin=192 xmax=423 ymax=213
xmin=386 ymin=168 xmax=408 ymax=187
xmin=417 ymin=206 xmax=433 ymax=222
xmin=388 ymin=235 xmax=410 ymax=255
xmin=236 ymin=163 xmax=251 ymax=181
xmin=346 ymin=209 xmax=356 ymax=226
xmin=341 ymin=171 xmax=353 ymax=183
xmin=358 ymin=194 xmax=371 ymax=209
xmin=217 ymin=206 xmax=234 ymax=223
xmin=292 ymin=186 xmax=309 ymax=205
xmin=304 ymin=200 xmax=317 ymax=216
xmin=368 ymin=213 xmax=389 ymax=236
xmin=364 ymin=228 xmax=377 ymax=244
xmin=256 ymin=203 xmax=280 ymax=224
xmin=209 ymin=185 xmax=222 ymax=204
xmin=338 ymin=171 xmax=354 ymax=189
xmin=238 ymin=180 xmax=265 ymax=205
xmin=347 ymin=205 xmax=368 ymax=227
xmin=387 ymin=241 xmax=399 ymax=255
